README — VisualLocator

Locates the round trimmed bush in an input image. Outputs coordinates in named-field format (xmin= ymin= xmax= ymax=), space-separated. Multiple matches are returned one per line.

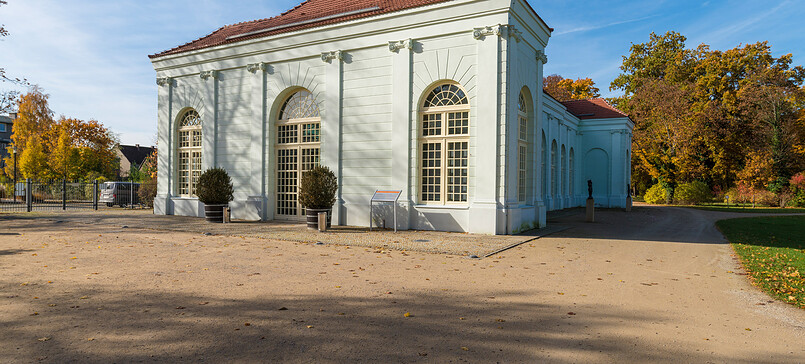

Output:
xmin=644 ymin=183 xmax=670 ymax=205
xmin=196 ymin=168 xmax=234 ymax=205
xmin=674 ymin=181 xmax=711 ymax=205
xmin=299 ymin=165 xmax=337 ymax=209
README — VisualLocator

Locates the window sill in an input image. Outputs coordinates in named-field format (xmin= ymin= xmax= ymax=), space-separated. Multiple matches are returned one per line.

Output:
xmin=414 ymin=204 xmax=470 ymax=210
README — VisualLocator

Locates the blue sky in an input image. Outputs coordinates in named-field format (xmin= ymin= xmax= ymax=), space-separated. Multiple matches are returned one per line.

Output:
xmin=0 ymin=0 xmax=802 ymax=145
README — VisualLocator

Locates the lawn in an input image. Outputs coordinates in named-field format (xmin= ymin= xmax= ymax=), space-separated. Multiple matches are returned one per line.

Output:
xmin=692 ymin=203 xmax=805 ymax=214
xmin=717 ymin=216 xmax=805 ymax=309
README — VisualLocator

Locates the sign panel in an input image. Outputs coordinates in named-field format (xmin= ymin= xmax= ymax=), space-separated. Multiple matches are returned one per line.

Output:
xmin=371 ymin=190 xmax=402 ymax=203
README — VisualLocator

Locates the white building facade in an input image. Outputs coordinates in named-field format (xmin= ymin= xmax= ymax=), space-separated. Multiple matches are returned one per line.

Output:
xmin=150 ymin=0 xmax=633 ymax=235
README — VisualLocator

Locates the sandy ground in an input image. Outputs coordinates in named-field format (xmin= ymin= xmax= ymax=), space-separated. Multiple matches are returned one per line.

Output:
xmin=0 ymin=205 xmax=803 ymax=363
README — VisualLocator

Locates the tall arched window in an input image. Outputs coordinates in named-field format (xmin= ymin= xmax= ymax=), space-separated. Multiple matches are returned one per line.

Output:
xmin=177 ymin=109 xmax=202 ymax=197
xmin=561 ymin=145 xmax=567 ymax=196
xmin=542 ymin=131 xmax=547 ymax=198
xmin=569 ymin=148 xmax=575 ymax=198
xmin=517 ymin=91 xmax=529 ymax=203
xmin=419 ymin=83 xmax=469 ymax=204
xmin=276 ymin=89 xmax=320 ymax=218
xmin=551 ymin=140 xmax=558 ymax=197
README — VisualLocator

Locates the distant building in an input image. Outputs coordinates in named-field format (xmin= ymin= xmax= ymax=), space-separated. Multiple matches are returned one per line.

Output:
xmin=116 ymin=144 xmax=156 ymax=178
xmin=0 ymin=114 xmax=14 ymax=169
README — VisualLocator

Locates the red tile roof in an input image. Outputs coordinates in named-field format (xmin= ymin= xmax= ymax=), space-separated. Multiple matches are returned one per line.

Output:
xmin=150 ymin=0 xmax=453 ymax=58
xmin=560 ymin=98 xmax=629 ymax=120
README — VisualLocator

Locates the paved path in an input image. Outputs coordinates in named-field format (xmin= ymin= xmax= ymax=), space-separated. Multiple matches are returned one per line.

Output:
xmin=0 ymin=205 xmax=803 ymax=362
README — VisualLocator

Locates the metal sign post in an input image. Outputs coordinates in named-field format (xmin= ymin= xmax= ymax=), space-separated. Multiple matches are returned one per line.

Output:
xmin=369 ymin=190 xmax=402 ymax=232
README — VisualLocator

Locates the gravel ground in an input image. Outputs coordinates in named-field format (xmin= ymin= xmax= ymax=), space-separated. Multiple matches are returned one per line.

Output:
xmin=0 ymin=205 xmax=803 ymax=363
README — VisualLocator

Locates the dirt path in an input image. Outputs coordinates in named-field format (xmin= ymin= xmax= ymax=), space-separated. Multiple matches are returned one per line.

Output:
xmin=1 ymin=206 xmax=803 ymax=363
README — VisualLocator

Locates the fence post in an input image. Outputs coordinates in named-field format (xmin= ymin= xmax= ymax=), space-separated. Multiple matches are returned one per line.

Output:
xmin=130 ymin=181 xmax=134 ymax=209
xmin=62 ymin=179 xmax=67 ymax=210
xmin=26 ymin=178 xmax=32 ymax=212
xmin=93 ymin=180 xmax=98 ymax=210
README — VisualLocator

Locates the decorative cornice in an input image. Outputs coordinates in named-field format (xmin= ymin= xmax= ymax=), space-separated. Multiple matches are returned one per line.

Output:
xmin=388 ymin=39 xmax=413 ymax=53
xmin=156 ymin=77 xmax=174 ymax=87
xmin=610 ymin=129 xmax=628 ymax=135
xmin=536 ymin=50 xmax=548 ymax=64
xmin=200 ymin=70 xmax=219 ymax=80
xmin=473 ymin=25 xmax=502 ymax=40
xmin=321 ymin=50 xmax=343 ymax=63
xmin=246 ymin=62 xmax=268 ymax=74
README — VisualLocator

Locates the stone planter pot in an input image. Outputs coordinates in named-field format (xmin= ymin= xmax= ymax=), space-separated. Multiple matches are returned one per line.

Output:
xmin=204 ymin=204 xmax=227 ymax=223
xmin=305 ymin=208 xmax=332 ymax=230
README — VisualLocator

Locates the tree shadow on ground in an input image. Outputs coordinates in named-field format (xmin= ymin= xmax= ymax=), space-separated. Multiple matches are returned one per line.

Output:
xmin=1 ymin=284 xmax=797 ymax=363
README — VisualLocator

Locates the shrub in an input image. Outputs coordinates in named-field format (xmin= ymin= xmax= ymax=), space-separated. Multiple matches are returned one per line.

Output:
xmin=790 ymin=172 xmax=805 ymax=207
xmin=674 ymin=181 xmax=712 ymax=205
xmin=138 ymin=175 xmax=157 ymax=208
xmin=644 ymin=183 xmax=669 ymax=204
xmin=195 ymin=168 xmax=234 ymax=205
xmin=299 ymin=165 xmax=337 ymax=209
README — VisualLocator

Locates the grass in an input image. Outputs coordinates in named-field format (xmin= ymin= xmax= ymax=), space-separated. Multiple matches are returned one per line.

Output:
xmin=717 ymin=216 xmax=805 ymax=309
xmin=689 ymin=202 xmax=805 ymax=214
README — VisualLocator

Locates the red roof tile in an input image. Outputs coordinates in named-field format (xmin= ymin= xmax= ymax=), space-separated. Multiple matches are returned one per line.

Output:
xmin=150 ymin=0 xmax=452 ymax=58
xmin=560 ymin=98 xmax=629 ymax=120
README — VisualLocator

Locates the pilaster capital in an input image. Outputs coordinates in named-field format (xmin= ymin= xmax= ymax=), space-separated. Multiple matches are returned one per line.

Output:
xmin=321 ymin=50 xmax=343 ymax=63
xmin=156 ymin=77 xmax=174 ymax=87
xmin=536 ymin=50 xmax=548 ymax=64
xmin=473 ymin=25 xmax=502 ymax=40
xmin=246 ymin=62 xmax=268 ymax=74
xmin=200 ymin=70 xmax=219 ymax=81
xmin=388 ymin=39 xmax=413 ymax=53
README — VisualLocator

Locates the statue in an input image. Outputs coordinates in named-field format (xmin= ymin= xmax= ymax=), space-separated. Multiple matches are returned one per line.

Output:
xmin=587 ymin=180 xmax=593 ymax=199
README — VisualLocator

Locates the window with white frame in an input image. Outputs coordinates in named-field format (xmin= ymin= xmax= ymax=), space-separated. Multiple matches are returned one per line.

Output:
xmin=551 ymin=140 xmax=558 ymax=197
xmin=569 ymin=148 xmax=575 ymax=197
xmin=0 ymin=123 xmax=6 ymax=132
xmin=419 ymin=83 xmax=469 ymax=204
xmin=561 ymin=145 xmax=567 ymax=196
xmin=276 ymin=89 xmax=320 ymax=218
xmin=541 ymin=132 xmax=547 ymax=197
xmin=177 ymin=109 xmax=202 ymax=197
xmin=517 ymin=92 xmax=528 ymax=203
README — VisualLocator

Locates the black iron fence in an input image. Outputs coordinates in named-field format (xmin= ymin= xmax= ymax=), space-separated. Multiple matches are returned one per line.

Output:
xmin=0 ymin=179 xmax=142 ymax=212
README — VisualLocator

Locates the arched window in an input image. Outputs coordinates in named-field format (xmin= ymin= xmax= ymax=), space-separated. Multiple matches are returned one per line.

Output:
xmin=419 ymin=83 xmax=469 ymax=204
xmin=569 ymin=148 xmax=575 ymax=197
xmin=276 ymin=89 xmax=321 ymax=218
xmin=517 ymin=91 xmax=529 ymax=203
xmin=551 ymin=140 xmax=558 ymax=197
xmin=561 ymin=145 xmax=567 ymax=196
xmin=541 ymin=131 xmax=547 ymax=198
xmin=177 ymin=109 xmax=202 ymax=197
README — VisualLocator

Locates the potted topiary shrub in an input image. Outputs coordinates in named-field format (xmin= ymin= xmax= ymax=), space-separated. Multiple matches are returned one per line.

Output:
xmin=196 ymin=167 xmax=234 ymax=223
xmin=299 ymin=165 xmax=337 ymax=230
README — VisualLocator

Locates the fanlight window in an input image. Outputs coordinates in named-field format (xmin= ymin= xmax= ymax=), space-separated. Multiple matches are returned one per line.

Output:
xmin=280 ymin=90 xmax=320 ymax=120
xmin=180 ymin=110 xmax=202 ymax=127
xmin=423 ymin=84 xmax=468 ymax=108
xmin=518 ymin=93 xmax=527 ymax=114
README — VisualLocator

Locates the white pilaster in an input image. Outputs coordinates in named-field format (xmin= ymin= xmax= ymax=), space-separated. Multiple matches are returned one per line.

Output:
xmin=390 ymin=39 xmax=413 ymax=231
xmin=470 ymin=25 xmax=503 ymax=235
xmin=247 ymin=63 xmax=269 ymax=221
xmin=534 ymin=51 xmax=546 ymax=227
xmin=155 ymin=77 xmax=173 ymax=215
xmin=321 ymin=51 xmax=344 ymax=225
xmin=200 ymin=70 xmax=219 ymax=170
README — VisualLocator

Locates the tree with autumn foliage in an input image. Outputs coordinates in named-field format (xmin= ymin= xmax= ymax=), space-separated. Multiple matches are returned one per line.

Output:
xmin=543 ymin=74 xmax=601 ymax=101
xmin=2 ymin=88 xmax=119 ymax=180
xmin=612 ymin=31 xmax=805 ymax=202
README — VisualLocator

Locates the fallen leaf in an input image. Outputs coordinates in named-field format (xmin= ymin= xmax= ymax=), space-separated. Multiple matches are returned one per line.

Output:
xmin=461 ymin=347 xmax=469 ymax=351
xmin=38 ymin=337 xmax=50 ymax=342
xmin=567 ymin=312 xmax=576 ymax=315
xmin=404 ymin=312 xmax=411 ymax=317
xmin=306 ymin=325 xmax=314 ymax=329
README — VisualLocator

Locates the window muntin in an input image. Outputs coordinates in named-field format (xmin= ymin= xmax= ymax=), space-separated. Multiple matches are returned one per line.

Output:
xmin=276 ymin=90 xmax=321 ymax=218
xmin=419 ymin=83 xmax=469 ymax=205
xmin=177 ymin=109 xmax=202 ymax=197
